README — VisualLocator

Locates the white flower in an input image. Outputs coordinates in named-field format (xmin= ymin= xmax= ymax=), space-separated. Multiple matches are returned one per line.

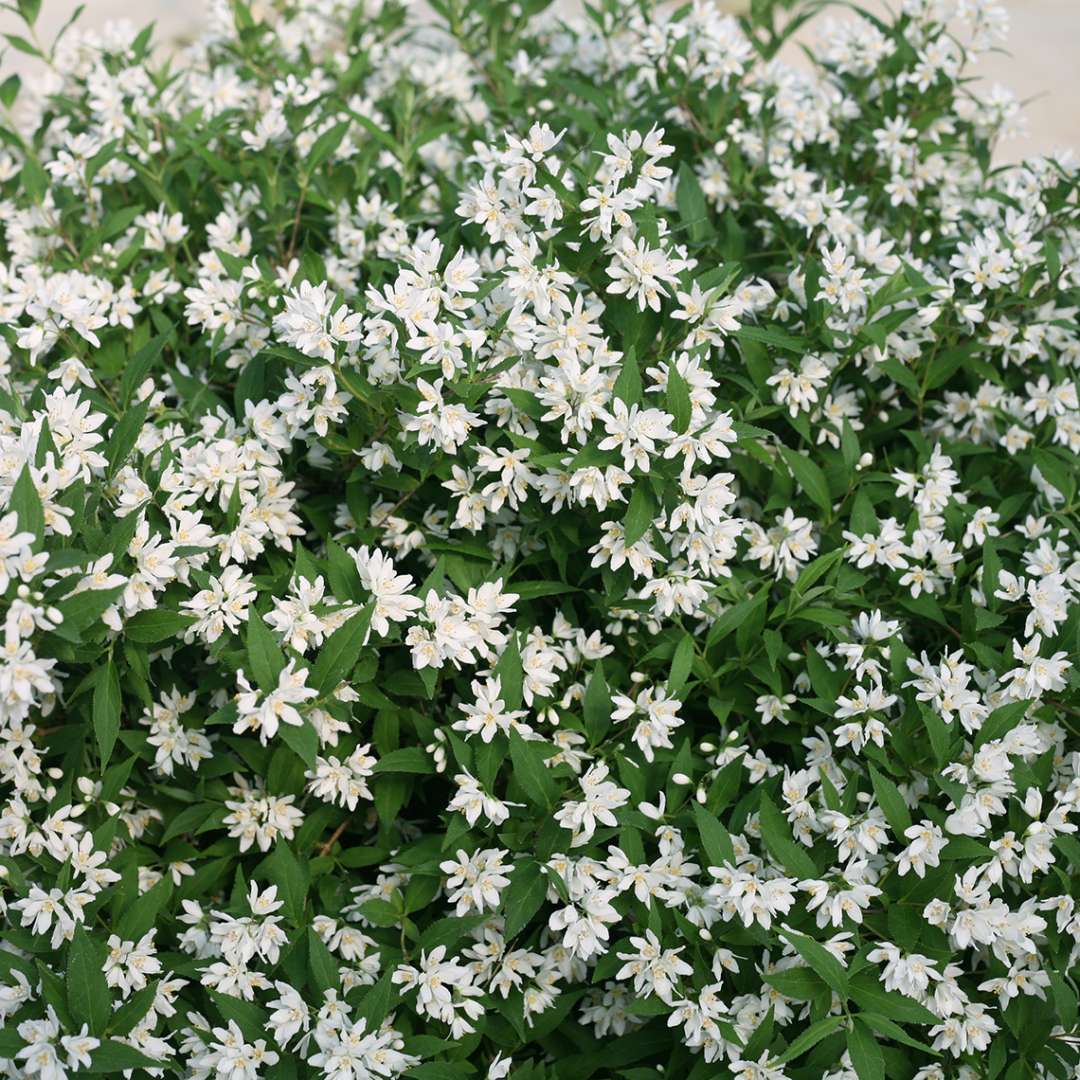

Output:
xmin=453 ymin=676 xmax=532 ymax=742
xmin=104 ymin=930 xmax=162 ymax=997
xmin=554 ymin=763 xmax=631 ymax=847
xmin=439 ymin=848 xmax=513 ymax=915
xmin=306 ymin=745 xmax=378 ymax=810
xmin=181 ymin=564 xmax=256 ymax=642
xmin=233 ymin=660 xmax=318 ymax=744
xmin=350 ymin=546 xmax=423 ymax=636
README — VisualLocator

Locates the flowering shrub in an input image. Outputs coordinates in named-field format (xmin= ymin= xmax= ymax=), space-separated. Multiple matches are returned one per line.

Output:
xmin=0 ymin=0 xmax=1079 ymax=1075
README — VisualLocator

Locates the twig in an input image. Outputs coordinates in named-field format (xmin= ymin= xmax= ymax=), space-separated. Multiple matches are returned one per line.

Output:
xmin=283 ymin=184 xmax=308 ymax=264
xmin=318 ymin=817 xmax=350 ymax=856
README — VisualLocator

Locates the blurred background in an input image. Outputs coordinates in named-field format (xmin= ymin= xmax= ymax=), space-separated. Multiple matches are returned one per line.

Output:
xmin=1 ymin=0 xmax=1077 ymax=162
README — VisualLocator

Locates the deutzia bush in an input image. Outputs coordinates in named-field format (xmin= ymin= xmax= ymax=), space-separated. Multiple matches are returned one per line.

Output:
xmin=1 ymin=0 xmax=1079 ymax=1076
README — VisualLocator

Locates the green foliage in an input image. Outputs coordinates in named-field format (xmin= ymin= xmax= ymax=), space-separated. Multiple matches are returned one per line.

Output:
xmin=0 ymin=0 xmax=1077 ymax=1076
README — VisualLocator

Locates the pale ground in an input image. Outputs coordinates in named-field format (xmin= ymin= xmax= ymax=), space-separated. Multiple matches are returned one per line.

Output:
xmin=1 ymin=0 xmax=1077 ymax=161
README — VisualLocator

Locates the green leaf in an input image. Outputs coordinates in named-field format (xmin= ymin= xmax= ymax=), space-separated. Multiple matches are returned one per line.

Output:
xmin=310 ymin=602 xmax=374 ymax=693
xmin=981 ymin=538 xmax=1002 ymax=605
xmin=123 ymin=609 xmax=195 ymax=643
xmin=922 ymin=704 xmax=952 ymax=767
xmin=877 ymin=357 xmax=921 ymax=398
xmin=4 ymin=32 xmax=42 ymax=58
xmin=359 ymin=899 xmax=401 ymax=927
xmin=940 ymin=836 xmax=994 ymax=861
xmin=706 ymin=752 xmax=743 ymax=814
xmin=779 ymin=927 xmax=849 ymax=997
xmin=93 ymin=659 xmax=122 ymax=769
xmin=840 ymin=419 xmax=859 ymax=470
xmin=279 ymin=719 xmax=319 ymax=768
xmin=742 ymin=1006 xmax=776 ymax=1061
xmin=106 ymin=981 xmax=157 ymax=1037
xmin=848 ymin=977 xmax=939 ymax=1024
xmin=975 ymin=608 xmax=1005 ymax=632
xmin=206 ymin=990 xmax=267 ymax=1041
xmin=246 ymin=608 xmax=286 ymax=690
xmin=36 ymin=961 xmax=74 ymax=1028
xmin=106 ymin=397 xmax=151 ymax=480
xmin=502 ymin=387 xmax=545 ymax=419
xmin=55 ymin=585 xmax=125 ymax=641
xmin=849 ymin=490 xmax=878 ymax=535
xmin=623 ymin=485 xmax=656 ymax=546
xmin=974 ymin=700 xmax=1029 ymax=749
xmin=339 ymin=846 xmax=389 ymax=869
xmin=117 ymin=875 xmax=172 ymax=940
xmin=847 ymin=1017 xmax=885 ymax=1080
xmin=763 ymin=627 xmax=784 ymax=670
xmin=265 ymin=842 xmax=309 ymax=924
xmin=791 ymin=548 xmax=845 ymax=599
xmin=778 ymin=445 xmax=832 ymax=513
xmin=10 ymin=464 xmax=44 ymax=548
xmin=868 ymin=765 xmax=912 ymax=838
xmin=120 ymin=331 xmax=171 ymax=406
xmin=353 ymin=969 xmax=397 ymax=1029
xmin=327 ymin=539 xmax=361 ymax=602
xmin=494 ymin=632 xmax=524 ymax=709
xmin=308 ymin=926 xmax=340 ymax=992
xmin=805 ymin=644 xmax=841 ymax=701
xmin=512 ymin=579 xmax=579 ymax=600
xmin=777 ymin=1014 xmax=844 ymax=1064
xmin=735 ymin=588 xmax=768 ymax=656
xmin=404 ymin=874 xmax=440 ymax=914
xmin=706 ymin=593 xmax=759 ymax=647
xmin=676 ymin=162 xmax=710 ymax=242
xmin=66 ymin=928 xmax=111 ymax=1035
xmin=758 ymin=792 xmax=816 ymax=877
xmin=693 ymin=802 xmax=735 ymax=868
xmin=583 ymin=663 xmax=611 ymax=745
xmin=374 ymin=747 xmax=434 ymax=774
xmin=736 ymin=324 xmax=806 ymax=353
xmin=509 ymin=728 xmax=557 ymax=809
xmin=404 ymin=1064 xmax=471 ymax=1080
xmin=860 ymin=1012 xmax=936 ymax=1054
xmin=667 ymin=635 xmax=694 ymax=697
xmin=85 ymin=1041 xmax=165 ymax=1073
xmin=20 ymin=155 xmax=48 ymax=202
xmin=0 ymin=73 xmax=20 ymax=109
xmin=18 ymin=0 xmax=42 ymax=26
xmin=613 ymin=347 xmax=642 ymax=405
xmin=418 ymin=914 xmax=489 ymax=956
xmin=234 ymin=356 xmax=266 ymax=414
xmin=502 ymin=860 xmax=549 ymax=939
xmin=306 ymin=121 xmax=351 ymax=173
xmin=1048 ymin=969 xmax=1078 ymax=1031
xmin=1033 ymin=448 xmax=1075 ymax=504
xmin=665 ymin=362 xmax=692 ymax=434
xmin=766 ymin=966 xmax=827 ymax=1002
xmin=374 ymin=774 xmax=409 ymax=830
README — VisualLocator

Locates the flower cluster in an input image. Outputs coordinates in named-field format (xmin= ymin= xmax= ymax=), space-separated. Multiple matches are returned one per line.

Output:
xmin=0 ymin=0 xmax=1078 ymax=1078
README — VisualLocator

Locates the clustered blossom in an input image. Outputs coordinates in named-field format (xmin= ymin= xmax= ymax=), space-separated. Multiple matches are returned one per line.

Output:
xmin=0 ymin=0 xmax=1078 ymax=1077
